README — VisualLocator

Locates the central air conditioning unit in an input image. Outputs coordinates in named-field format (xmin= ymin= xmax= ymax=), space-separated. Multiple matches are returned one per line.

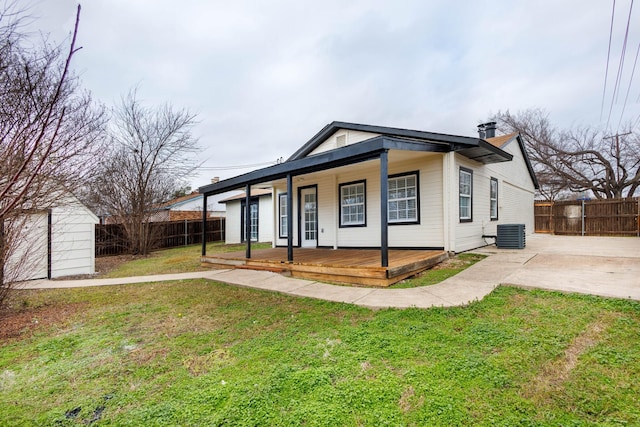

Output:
xmin=496 ymin=224 xmax=526 ymax=249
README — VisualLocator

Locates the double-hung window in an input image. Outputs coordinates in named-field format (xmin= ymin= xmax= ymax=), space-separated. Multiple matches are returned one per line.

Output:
xmin=490 ymin=178 xmax=498 ymax=220
xmin=459 ymin=168 xmax=473 ymax=222
xmin=388 ymin=172 xmax=419 ymax=224
xmin=279 ymin=193 xmax=288 ymax=237
xmin=339 ymin=181 xmax=366 ymax=227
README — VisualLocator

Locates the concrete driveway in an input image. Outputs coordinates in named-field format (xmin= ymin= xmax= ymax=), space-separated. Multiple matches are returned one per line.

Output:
xmin=485 ymin=234 xmax=640 ymax=300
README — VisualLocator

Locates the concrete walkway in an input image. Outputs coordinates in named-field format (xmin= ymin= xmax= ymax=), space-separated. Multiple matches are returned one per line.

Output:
xmin=19 ymin=234 xmax=640 ymax=309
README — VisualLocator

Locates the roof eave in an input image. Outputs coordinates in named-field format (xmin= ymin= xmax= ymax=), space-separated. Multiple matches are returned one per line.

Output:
xmin=455 ymin=140 xmax=513 ymax=164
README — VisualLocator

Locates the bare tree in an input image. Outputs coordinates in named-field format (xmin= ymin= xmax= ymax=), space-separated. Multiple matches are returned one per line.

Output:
xmin=89 ymin=90 xmax=200 ymax=255
xmin=495 ymin=109 xmax=640 ymax=200
xmin=0 ymin=3 xmax=106 ymax=303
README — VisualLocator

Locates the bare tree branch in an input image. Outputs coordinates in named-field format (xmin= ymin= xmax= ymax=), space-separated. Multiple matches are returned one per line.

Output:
xmin=0 ymin=3 xmax=106 ymax=304
xmin=495 ymin=108 xmax=640 ymax=200
xmin=87 ymin=89 xmax=200 ymax=255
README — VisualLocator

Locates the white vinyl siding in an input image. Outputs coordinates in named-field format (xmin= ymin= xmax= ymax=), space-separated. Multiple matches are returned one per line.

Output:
xmin=340 ymin=181 xmax=366 ymax=226
xmin=309 ymin=130 xmax=381 ymax=155
xmin=453 ymin=136 xmax=536 ymax=252
xmin=388 ymin=173 xmax=418 ymax=224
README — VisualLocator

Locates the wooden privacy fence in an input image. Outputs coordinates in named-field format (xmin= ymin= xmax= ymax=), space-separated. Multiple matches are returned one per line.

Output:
xmin=96 ymin=218 xmax=225 ymax=256
xmin=534 ymin=198 xmax=640 ymax=236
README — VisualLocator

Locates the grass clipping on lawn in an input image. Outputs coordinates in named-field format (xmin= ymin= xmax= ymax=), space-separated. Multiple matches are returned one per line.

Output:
xmin=1 ymin=281 xmax=640 ymax=425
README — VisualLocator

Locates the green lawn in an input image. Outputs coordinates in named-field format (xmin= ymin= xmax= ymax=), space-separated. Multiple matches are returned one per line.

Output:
xmin=100 ymin=242 xmax=272 ymax=278
xmin=392 ymin=253 xmax=487 ymax=288
xmin=1 ymin=282 xmax=639 ymax=425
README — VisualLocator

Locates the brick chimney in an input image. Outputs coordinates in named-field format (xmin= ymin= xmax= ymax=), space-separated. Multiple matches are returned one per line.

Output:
xmin=477 ymin=123 xmax=486 ymax=139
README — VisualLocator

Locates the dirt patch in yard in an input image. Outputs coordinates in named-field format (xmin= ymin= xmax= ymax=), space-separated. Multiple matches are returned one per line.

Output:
xmin=428 ymin=256 xmax=468 ymax=270
xmin=94 ymin=254 xmax=146 ymax=276
xmin=50 ymin=254 xmax=146 ymax=281
xmin=0 ymin=300 xmax=85 ymax=341
xmin=2 ymin=254 xmax=156 ymax=340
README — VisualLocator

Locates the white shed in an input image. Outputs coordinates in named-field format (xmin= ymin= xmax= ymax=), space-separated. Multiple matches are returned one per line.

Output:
xmin=5 ymin=195 xmax=99 ymax=281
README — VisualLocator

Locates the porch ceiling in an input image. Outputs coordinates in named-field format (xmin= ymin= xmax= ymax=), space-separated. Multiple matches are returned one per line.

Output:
xmin=273 ymin=151 xmax=445 ymax=186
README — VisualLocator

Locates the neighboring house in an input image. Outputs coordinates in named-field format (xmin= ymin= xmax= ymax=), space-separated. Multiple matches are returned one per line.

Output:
xmin=220 ymin=189 xmax=273 ymax=243
xmin=199 ymin=121 xmax=538 ymax=258
xmin=150 ymin=191 xmax=228 ymax=222
xmin=5 ymin=195 xmax=99 ymax=281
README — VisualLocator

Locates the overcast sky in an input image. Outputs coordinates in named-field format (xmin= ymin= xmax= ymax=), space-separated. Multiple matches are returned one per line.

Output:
xmin=24 ymin=0 xmax=640 ymax=188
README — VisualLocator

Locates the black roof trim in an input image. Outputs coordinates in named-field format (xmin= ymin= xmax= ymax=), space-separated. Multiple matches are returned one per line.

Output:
xmin=200 ymin=136 xmax=458 ymax=196
xmin=515 ymin=134 xmax=540 ymax=189
xmin=287 ymin=121 xmax=488 ymax=161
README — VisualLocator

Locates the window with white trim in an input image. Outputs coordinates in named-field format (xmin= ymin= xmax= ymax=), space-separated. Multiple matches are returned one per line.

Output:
xmin=340 ymin=181 xmax=366 ymax=227
xmin=490 ymin=177 xmax=498 ymax=220
xmin=459 ymin=168 xmax=473 ymax=222
xmin=388 ymin=173 xmax=418 ymax=224
xmin=279 ymin=193 xmax=288 ymax=237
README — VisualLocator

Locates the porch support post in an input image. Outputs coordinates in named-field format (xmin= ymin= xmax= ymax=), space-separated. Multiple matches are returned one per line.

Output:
xmin=286 ymin=173 xmax=294 ymax=262
xmin=380 ymin=150 xmax=389 ymax=267
xmin=201 ymin=194 xmax=208 ymax=256
xmin=245 ymin=184 xmax=251 ymax=259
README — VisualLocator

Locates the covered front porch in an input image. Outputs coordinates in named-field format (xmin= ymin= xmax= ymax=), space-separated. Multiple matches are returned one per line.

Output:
xmin=198 ymin=122 xmax=511 ymax=281
xmin=201 ymin=247 xmax=448 ymax=287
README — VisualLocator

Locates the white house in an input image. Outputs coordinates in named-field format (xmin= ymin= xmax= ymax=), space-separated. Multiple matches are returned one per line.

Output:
xmin=5 ymin=195 xmax=99 ymax=281
xmin=220 ymin=189 xmax=273 ymax=243
xmin=199 ymin=121 xmax=538 ymax=261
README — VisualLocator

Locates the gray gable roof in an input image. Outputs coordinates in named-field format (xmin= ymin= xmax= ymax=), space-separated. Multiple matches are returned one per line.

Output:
xmin=287 ymin=121 xmax=508 ymax=163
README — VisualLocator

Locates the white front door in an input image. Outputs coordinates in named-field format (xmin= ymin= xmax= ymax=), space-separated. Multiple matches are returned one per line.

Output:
xmin=300 ymin=187 xmax=317 ymax=247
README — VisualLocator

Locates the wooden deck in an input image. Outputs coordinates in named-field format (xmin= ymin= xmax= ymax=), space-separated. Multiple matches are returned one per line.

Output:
xmin=201 ymin=248 xmax=448 ymax=287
